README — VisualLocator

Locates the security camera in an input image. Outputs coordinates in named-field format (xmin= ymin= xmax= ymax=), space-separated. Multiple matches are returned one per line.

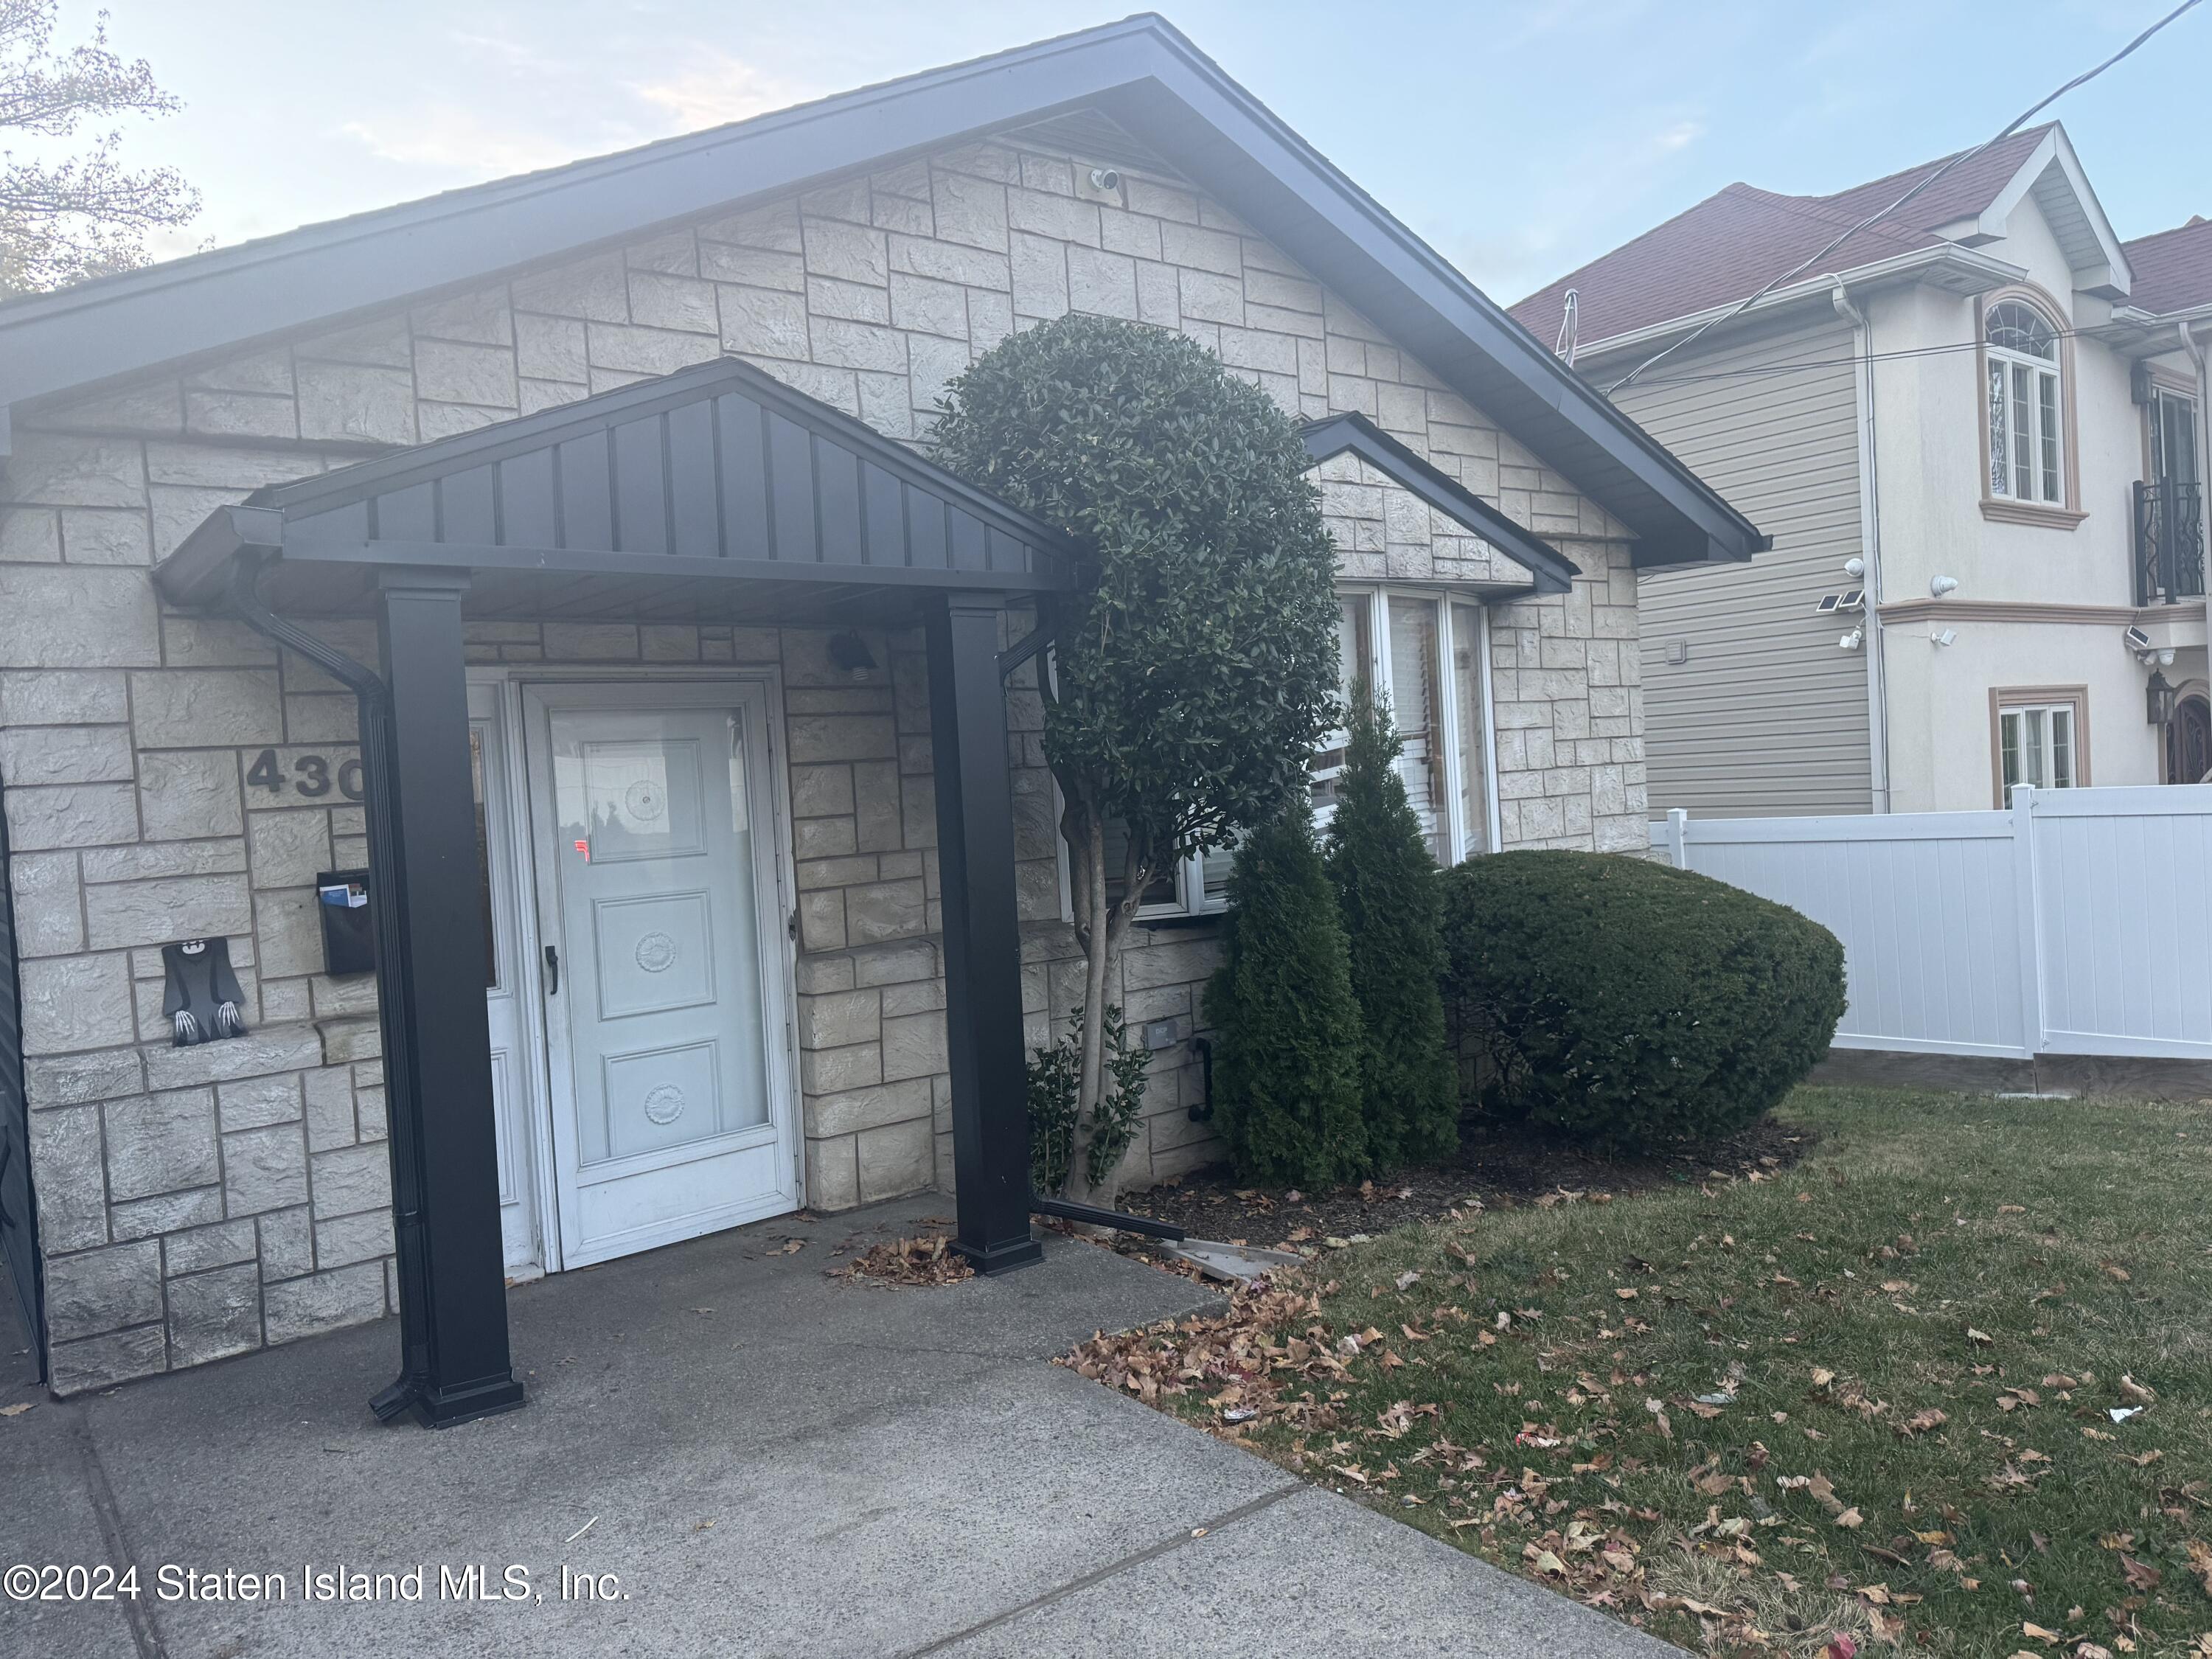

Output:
xmin=1088 ymin=167 xmax=1121 ymax=192
xmin=2160 ymin=647 xmax=2177 ymax=667
xmin=1930 ymin=574 xmax=1958 ymax=598
xmin=1930 ymin=627 xmax=1958 ymax=647
xmin=1838 ymin=628 xmax=1863 ymax=651
xmin=1843 ymin=557 xmax=1865 ymax=579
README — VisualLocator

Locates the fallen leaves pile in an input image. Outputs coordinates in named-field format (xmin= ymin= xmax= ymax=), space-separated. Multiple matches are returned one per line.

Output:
xmin=1062 ymin=1274 xmax=1352 ymax=1419
xmin=830 ymin=1232 xmax=975 ymax=1288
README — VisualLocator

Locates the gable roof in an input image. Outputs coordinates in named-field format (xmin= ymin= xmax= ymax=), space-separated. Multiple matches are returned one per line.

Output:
xmin=1299 ymin=411 xmax=1577 ymax=593
xmin=0 ymin=14 xmax=1762 ymax=569
xmin=1513 ymin=123 xmax=2130 ymax=352
xmin=2124 ymin=216 xmax=2212 ymax=317
xmin=153 ymin=356 xmax=1077 ymax=622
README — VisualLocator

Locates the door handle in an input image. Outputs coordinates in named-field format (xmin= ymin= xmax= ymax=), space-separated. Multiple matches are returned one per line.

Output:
xmin=543 ymin=944 xmax=560 ymax=995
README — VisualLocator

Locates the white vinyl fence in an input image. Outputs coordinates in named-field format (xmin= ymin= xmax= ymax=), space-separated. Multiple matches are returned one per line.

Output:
xmin=1652 ymin=785 xmax=2212 ymax=1060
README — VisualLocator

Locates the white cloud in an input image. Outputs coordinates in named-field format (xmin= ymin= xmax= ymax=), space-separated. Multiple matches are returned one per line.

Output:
xmin=340 ymin=107 xmax=608 ymax=180
xmin=627 ymin=50 xmax=813 ymax=133
xmin=1652 ymin=119 xmax=1705 ymax=154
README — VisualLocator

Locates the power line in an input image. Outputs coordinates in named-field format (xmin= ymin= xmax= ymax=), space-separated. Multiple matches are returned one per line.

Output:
xmin=1601 ymin=0 xmax=2205 ymax=396
xmin=1623 ymin=327 xmax=2101 ymax=389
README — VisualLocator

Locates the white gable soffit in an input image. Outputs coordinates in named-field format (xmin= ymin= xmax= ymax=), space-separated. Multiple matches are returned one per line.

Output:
xmin=1933 ymin=128 xmax=2132 ymax=299
xmin=1571 ymin=243 xmax=2026 ymax=369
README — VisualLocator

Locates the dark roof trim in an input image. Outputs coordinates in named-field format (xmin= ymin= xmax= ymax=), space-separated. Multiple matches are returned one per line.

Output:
xmin=1301 ymin=411 xmax=1577 ymax=594
xmin=153 ymin=357 xmax=1079 ymax=608
xmin=5 ymin=14 xmax=1763 ymax=566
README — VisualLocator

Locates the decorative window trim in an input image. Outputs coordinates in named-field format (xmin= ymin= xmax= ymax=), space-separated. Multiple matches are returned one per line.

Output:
xmin=1975 ymin=287 xmax=2082 ymax=526
xmin=1989 ymin=684 xmax=2090 ymax=807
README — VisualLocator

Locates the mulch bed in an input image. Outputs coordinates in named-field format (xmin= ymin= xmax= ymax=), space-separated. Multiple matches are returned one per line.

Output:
xmin=1113 ymin=1112 xmax=1817 ymax=1250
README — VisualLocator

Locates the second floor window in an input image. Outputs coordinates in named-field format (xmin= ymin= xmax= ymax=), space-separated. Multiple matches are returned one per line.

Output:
xmin=1986 ymin=301 xmax=2063 ymax=504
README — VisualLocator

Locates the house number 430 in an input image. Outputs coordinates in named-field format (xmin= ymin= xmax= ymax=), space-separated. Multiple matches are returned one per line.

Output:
xmin=246 ymin=748 xmax=366 ymax=801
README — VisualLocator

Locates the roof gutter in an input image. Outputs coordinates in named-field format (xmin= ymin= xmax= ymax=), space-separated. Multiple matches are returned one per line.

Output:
xmin=1567 ymin=243 xmax=2027 ymax=370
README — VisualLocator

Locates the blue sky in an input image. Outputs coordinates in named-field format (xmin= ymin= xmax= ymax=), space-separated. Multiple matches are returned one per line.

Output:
xmin=75 ymin=0 xmax=2212 ymax=304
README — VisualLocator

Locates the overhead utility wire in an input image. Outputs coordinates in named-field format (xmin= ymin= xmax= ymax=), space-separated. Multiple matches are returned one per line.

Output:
xmin=1630 ymin=328 xmax=2100 ymax=388
xmin=1602 ymin=0 xmax=2205 ymax=395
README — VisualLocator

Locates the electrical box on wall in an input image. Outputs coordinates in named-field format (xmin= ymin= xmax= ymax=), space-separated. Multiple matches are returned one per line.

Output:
xmin=317 ymin=869 xmax=376 ymax=976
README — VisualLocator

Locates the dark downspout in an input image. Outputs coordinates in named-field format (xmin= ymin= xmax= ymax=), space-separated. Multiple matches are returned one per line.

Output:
xmin=224 ymin=555 xmax=443 ymax=1424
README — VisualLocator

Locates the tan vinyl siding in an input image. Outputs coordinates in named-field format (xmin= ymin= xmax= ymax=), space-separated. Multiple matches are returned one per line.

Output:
xmin=1612 ymin=321 xmax=1872 ymax=815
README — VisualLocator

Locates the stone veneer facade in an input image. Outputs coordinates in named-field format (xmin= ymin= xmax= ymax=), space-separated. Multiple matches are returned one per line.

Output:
xmin=0 ymin=129 xmax=1649 ymax=1393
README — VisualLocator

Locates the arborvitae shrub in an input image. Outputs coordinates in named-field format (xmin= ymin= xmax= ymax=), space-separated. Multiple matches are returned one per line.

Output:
xmin=1324 ymin=681 xmax=1458 ymax=1168
xmin=1440 ymin=850 xmax=1846 ymax=1152
xmin=1203 ymin=794 xmax=1368 ymax=1186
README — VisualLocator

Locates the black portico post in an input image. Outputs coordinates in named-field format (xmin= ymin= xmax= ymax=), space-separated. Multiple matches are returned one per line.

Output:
xmin=925 ymin=594 xmax=1045 ymax=1274
xmin=370 ymin=567 xmax=525 ymax=1426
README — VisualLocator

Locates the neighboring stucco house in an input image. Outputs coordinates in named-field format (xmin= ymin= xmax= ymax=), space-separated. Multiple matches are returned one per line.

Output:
xmin=0 ymin=16 xmax=1759 ymax=1409
xmin=1513 ymin=126 xmax=2212 ymax=815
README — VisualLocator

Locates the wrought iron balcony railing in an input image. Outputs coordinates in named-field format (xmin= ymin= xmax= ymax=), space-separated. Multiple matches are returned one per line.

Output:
xmin=2135 ymin=478 xmax=2206 ymax=606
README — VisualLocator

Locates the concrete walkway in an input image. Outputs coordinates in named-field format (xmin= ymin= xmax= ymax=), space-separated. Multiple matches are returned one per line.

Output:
xmin=0 ymin=1199 xmax=1674 ymax=1658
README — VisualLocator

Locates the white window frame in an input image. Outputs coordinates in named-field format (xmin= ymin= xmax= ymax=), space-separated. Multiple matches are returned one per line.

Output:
xmin=1351 ymin=586 xmax=1497 ymax=866
xmin=1055 ymin=588 xmax=1500 ymax=922
xmin=1997 ymin=699 xmax=2080 ymax=805
xmin=1986 ymin=301 xmax=2065 ymax=506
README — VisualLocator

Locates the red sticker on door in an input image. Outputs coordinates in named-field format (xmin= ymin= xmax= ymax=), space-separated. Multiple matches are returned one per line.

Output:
xmin=574 ymin=838 xmax=590 ymax=860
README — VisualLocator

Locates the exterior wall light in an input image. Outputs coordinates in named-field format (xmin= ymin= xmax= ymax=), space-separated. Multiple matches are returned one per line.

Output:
xmin=1930 ymin=575 xmax=1959 ymax=597
xmin=2149 ymin=669 xmax=2178 ymax=726
xmin=1838 ymin=628 xmax=1863 ymax=651
xmin=1930 ymin=628 xmax=1958 ymax=647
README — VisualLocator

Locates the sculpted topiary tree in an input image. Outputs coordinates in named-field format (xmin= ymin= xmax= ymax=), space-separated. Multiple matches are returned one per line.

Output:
xmin=933 ymin=313 xmax=1340 ymax=1203
xmin=1324 ymin=681 xmax=1459 ymax=1168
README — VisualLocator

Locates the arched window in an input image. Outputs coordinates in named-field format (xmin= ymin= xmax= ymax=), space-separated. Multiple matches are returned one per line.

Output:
xmin=1986 ymin=300 xmax=2063 ymax=504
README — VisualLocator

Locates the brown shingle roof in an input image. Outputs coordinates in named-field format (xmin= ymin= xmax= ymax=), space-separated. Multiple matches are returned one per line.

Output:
xmin=2124 ymin=216 xmax=2212 ymax=316
xmin=1511 ymin=125 xmax=2058 ymax=349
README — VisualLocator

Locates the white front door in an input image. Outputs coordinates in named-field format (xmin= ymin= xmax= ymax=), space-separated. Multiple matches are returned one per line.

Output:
xmin=522 ymin=682 xmax=797 ymax=1267
xmin=466 ymin=681 xmax=542 ymax=1276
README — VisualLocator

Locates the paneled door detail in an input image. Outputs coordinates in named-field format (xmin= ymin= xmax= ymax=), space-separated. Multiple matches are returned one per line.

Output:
xmin=524 ymin=684 xmax=796 ymax=1266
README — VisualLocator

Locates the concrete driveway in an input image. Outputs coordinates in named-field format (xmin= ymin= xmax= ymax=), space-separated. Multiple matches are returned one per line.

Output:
xmin=0 ymin=1197 xmax=1674 ymax=1658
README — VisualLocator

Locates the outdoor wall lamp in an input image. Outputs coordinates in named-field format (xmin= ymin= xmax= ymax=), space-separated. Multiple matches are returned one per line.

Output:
xmin=827 ymin=630 xmax=878 ymax=681
xmin=1930 ymin=628 xmax=1958 ymax=647
xmin=2149 ymin=669 xmax=2178 ymax=726
xmin=1930 ymin=574 xmax=1958 ymax=597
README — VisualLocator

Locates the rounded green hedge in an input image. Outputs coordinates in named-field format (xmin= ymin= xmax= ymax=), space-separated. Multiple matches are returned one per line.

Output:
xmin=1440 ymin=851 xmax=1846 ymax=1152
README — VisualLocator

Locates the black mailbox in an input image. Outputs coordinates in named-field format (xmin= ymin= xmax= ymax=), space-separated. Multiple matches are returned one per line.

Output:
xmin=316 ymin=868 xmax=377 ymax=976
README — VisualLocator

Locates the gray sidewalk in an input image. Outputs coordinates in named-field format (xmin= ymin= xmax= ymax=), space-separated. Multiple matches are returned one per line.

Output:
xmin=0 ymin=1200 xmax=1674 ymax=1658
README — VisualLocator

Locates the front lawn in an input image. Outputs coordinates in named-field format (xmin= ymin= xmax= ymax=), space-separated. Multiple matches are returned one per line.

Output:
xmin=1070 ymin=1088 xmax=2212 ymax=1657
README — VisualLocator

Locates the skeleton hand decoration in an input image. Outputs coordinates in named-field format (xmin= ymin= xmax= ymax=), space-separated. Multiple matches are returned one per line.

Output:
xmin=215 ymin=1001 xmax=244 ymax=1037
xmin=173 ymin=1009 xmax=201 ymax=1043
